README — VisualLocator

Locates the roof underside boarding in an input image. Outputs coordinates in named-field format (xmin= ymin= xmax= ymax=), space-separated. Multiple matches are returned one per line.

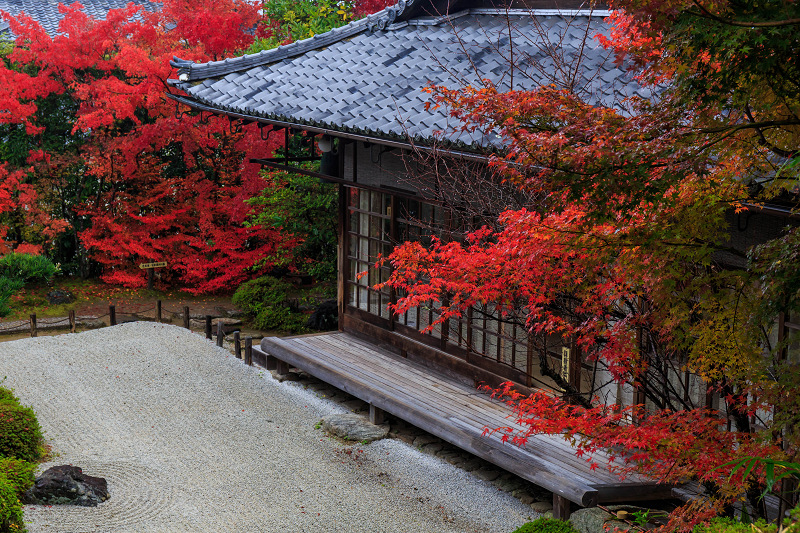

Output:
xmin=169 ymin=9 xmax=651 ymax=150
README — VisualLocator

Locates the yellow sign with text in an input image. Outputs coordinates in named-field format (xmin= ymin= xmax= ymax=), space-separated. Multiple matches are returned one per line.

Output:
xmin=138 ymin=261 xmax=167 ymax=269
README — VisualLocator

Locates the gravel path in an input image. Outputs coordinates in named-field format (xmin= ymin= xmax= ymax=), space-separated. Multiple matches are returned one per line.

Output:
xmin=0 ymin=323 xmax=535 ymax=532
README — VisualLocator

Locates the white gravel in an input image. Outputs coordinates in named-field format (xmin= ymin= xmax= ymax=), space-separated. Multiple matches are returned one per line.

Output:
xmin=0 ymin=322 xmax=535 ymax=532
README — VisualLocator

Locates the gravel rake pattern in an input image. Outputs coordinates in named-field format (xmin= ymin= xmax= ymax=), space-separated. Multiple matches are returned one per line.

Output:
xmin=0 ymin=323 xmax=533 ymax=532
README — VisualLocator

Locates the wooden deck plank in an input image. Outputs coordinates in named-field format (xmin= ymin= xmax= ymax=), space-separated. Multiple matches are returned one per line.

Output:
xmin=258 ymin=339 xmax=600 ymax=506
xmin=259 ymin=333 xmax=673 ymax=506
xmin=299 ymin=335 xmax=633 ymax=479
xmin=289 ymin=337 xmax=607 ymax=482
xmin=291 ymin=336 xmax=609 ymax=479
xmin=299 ymin=335 xmax=671 ymax=497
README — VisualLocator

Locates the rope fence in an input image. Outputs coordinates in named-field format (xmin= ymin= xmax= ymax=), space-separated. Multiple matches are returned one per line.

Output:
xmin=0 ymin=301 xmax=254 ymax=363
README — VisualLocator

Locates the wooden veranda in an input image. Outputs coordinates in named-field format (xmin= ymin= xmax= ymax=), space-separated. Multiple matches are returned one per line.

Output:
xmin=254 ymin=332 xmax=675 ymax=519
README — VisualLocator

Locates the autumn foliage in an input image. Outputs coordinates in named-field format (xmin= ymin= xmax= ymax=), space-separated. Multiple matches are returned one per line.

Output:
xmin=378 ymin=0 xmax=800 ymax=527
xmin=0 ymin=0 xmax=301 ymax=292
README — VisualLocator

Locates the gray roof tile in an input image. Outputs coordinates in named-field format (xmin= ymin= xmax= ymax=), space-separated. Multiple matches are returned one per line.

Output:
xmin=0 ymin=0 xmax=151 ymax=36
xmin=170 ymin=8 xmax=640 ymax=148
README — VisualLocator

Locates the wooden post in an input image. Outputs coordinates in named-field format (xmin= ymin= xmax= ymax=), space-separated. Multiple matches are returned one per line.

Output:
xmin=216 ymin=321 xmax=224 ymax=347
xmin=265 ymin=353 xmax=277 ymax=370
xmin=369 ymin=404 xmax=385 ymax=425
xmin=156 ymin=300 xmax=162 ymax=323
xmin=245 ymin=337 xmax=253 ymax=366
xmin=233 ymin=331 xmax=241 ymax=359
xmin=276 ymin=359 xmax=289 ymax=375
xmin=30 ymin=314 xmax=37 ymax=337
xmin=553 ymin=494 xmax=571 ymax=520
xmin=147 ymin=267 xmax=154 ymax=290
xmin=205 ymin=315 xmax=212 ymax=339
xmin=68 ymin=310 xmax=76 ymax=333
xmin=183 ymin=306 xmax=190 ymax=329
xmin=109 ymin=305 xmax=116 ymax=326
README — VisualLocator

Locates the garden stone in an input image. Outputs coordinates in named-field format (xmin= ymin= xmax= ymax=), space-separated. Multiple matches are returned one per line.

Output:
xmin=23 ymin=465 xmax=109 ymax=507
xmin=569 ymin=505 xmax=638 ymax=533
xmin=530 ymin=500 xmax=553 ymax=513
xmin=319 ymin=413 xmax=389 ymax=443
xmin=46 ymin=289 xmax=76 ymax=305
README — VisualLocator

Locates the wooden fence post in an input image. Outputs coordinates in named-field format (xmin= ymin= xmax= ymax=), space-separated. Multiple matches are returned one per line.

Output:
xmin=205 ymin=315 xmax=212 ymax=339
xmin=182 ymin=306 xmax=189 ymax=329
xmin=30 ymin=314 xmax=37 ymax=337
xmin=216 ymin=321 xmax=224 ymax=347
xmin=156 ymin=300 xmax=162 ymax=323
xmin=109 ymin=305 xmax=116 ymax=326
xmin=233 ymin=331 xmax=241 ymax=359
xmin=69 ymin=310 xmax=76 ymax=333
xmin=245 ymin=337 xmax=253 ymax=366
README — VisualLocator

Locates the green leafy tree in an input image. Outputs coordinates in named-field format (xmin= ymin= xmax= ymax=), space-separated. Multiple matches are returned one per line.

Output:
xmin=247 ymin=170 xmax=338 ymax=281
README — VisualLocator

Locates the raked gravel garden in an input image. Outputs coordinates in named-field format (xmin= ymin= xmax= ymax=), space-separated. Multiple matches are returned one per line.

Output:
xmin=0 ymin=322 xmax=538 ymax=532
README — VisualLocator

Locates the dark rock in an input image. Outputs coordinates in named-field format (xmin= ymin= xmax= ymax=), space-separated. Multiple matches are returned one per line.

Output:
xmin=46 ymin=289 xmax=76 ymax=305
xmin=307 ymin=299 xmax=338 ymax=330
xmin=23 ymin=465 xmax=109 ymax=507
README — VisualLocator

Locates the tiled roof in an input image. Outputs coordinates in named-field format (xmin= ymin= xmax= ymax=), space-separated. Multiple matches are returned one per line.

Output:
xmin=169 ymin=5 xmax=651 ymax=149
xmin=0 ymin=0 xmax=150 ymax=36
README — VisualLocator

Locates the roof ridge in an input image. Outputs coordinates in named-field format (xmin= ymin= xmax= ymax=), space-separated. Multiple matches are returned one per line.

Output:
xmin=170 ymin=0 xmax=424 ymax=82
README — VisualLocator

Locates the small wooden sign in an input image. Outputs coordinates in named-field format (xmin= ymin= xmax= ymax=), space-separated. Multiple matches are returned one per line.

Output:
xmin=139 ymin=261 xmax=167 ymax=270
xmin=560 ymin=347 xmax=571 ymax=382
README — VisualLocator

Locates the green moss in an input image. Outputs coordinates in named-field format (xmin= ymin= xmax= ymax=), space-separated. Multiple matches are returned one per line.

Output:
xmin=0 ymin=404 xmax=43 ymax=463
xmin=511 ymin=518 xmax=580 ymax=533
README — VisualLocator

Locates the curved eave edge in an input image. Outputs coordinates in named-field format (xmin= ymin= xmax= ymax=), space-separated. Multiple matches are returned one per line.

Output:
xmin=169 ymin=0 xmax=422 ymax=82
xmin=167 ymin=92 xmax=492 ymax=162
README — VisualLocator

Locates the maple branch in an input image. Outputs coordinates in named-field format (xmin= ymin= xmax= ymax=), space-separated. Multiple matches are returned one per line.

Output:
xmin=743 ymin=105 xmax=798 ymax=159
xmin=690 ymin=0 xmax=800 ymax=27
xmin=699 ymin=119 xmax=800 ymax=135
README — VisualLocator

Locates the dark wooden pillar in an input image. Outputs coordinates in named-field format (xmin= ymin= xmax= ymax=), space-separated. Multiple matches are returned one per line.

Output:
xmin=553 ymin=494 xmax=571 ymax=520
xmin=244 ymin=337 xmax=253 ymax=366
xmin=369 ymin=404 xmax=385 ymax=425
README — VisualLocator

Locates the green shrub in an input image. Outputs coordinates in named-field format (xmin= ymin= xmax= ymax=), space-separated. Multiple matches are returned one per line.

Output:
xmin=0 ymin=278 xmax=24 ymax=318
xmin=232 ymin=275 xmax=291 ymax=316
xmin=511 ymin=518 xmax=580 ymax=533
xmin=0 ymin=473 xmax=25 ymax=533
xmin=0 ymin=404 xmax=43 ymax=462
xmin=246 ymin=171 xmax=338 ymax=281
xmin=0 ymin=458 xmax=35 ymax=496
xmin=254 ymin=305 xmax=308 ymax=333
xmin=0 ymin=254 xmax=58 ymax=284
xmin=0 ymin=388 xmax=20 ymax=407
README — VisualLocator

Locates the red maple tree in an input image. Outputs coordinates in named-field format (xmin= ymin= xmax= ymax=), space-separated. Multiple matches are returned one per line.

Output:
xmin=0 ymin=0 xmax=298 ymax=291
xmin=378 ymin=2 xmax=800 ymax=527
